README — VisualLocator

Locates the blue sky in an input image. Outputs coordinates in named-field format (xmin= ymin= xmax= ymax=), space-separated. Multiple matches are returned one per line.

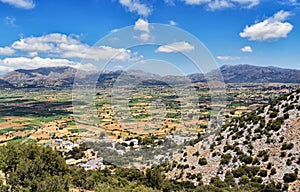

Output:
xmin=0 ymin=0 xmax=299 ymax=74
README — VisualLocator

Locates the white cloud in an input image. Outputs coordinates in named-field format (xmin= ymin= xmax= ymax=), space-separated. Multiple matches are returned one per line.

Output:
xmin=0 ymin=65 xmax=14 ymax=72
xmin=156 ymin=41 xmax=195 ymax=53
xmin=241 ymin=46 xmax=253 ymax=53
xmin=208 ymin=0 xmax=233 ymax=10
xmin=118 ymin=0 xmax=151 ymax=17
xmin=164 ymin=0 xmax=175 ymax=5
xmin=217 ymin=56 xmax=240 ymax=61
xmin=12 ymin=33 xmax=79 ymax=53
xmin=4 ymin=16 xmax=16 ymax=26
xmin=134 ymin=18 xmax=150 ymax=32
xmin=0 ymin=57 xmax=95 ymax=72
xmin=110 ymin=29 xmax=120 ymax=33
xmin=0 ymin=46 xmax=15 ymax=56
xmin=169 ymin=20 xmax=177 ymax=26
xmin=10 ymin=33 xmax=140 ymax=61
xmin=284 ymin=0 xmax=298 ymax=5
xmin=271 ymin=10 xmax=291 ymax=22
xmin=182 ymin=0 xmax=260 ymax=10
xmin=231 ymin=0 xmax=259 ymax=8
xmin=184 ymin=0 xmax=210 ymax=5
xmin=113 ymin=64 xmax=125 ymax=70
xmin=134 ymin=19 xmax=151 ymax=41
xmin=139 ymin=33 xmax=151 ymax=41
xmin=240 ymin=10 xmax=293 ymax=41
xmin=0 ymin=0 xmax=35 ymax=9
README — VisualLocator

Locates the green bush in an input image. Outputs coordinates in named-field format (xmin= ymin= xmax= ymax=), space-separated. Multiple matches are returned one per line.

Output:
xmin=283 ymin=173 xmax=297 ymax=183
xmin=258 ymin=170 xmax=267 ymax=177
xmin=198 ymin=157 xmax=208 ymax=166
xmin=281 ymin=142 xmax=294 ymax=150
xmin=220 ymin=153 xmax=232 ymax=165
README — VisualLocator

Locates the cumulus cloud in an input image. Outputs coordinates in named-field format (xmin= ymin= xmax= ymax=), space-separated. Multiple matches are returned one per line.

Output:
xmin=0 ymin=0 xmax=35 ymax=9
xmin=0 ymin=57 xmax=95 ymax=72
xmin=118 ymin=0 xmax=151 ymax=17
xmin=9 ymin=33 xmax=140 ymax=61
xmin=134 ymin=18 xmax=150 ymax=32
xmin=217 ymin=56 xmax=240 ymax=61
xmin=12 ymin=33 xmax=79 ymax=53
xmin=240 ymin=10 xmax=293 ymax=41
xmin=241 ymin=46 xmax=253 ymax=53
xmin=0 ymin=46 xmax=15 ymax=56
xmin=182 ymin=0 xmax=259 ymax=10
xmin=134 ymin=19 xmax=151 ymax=41
xmin=156 ymin=41 xmax=195 ymax=53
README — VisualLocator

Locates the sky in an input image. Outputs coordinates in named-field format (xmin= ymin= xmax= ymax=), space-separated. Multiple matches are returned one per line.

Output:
xmin=0 ymin=0 xmax=299 ymax=75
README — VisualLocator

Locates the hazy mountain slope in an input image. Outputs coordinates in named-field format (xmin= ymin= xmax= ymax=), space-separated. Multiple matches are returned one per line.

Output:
xmin=0 ymin=79 xmax=13 ymax=88
xmin=0 ymin=67 xmax=79 ymax=88
xmin=166 ymin=90 xmax=300 ymax=191
xmin=219 ymin=64 xmax=300 ymax=83
xmin=1 ymin=64 xmax=300 ymax=88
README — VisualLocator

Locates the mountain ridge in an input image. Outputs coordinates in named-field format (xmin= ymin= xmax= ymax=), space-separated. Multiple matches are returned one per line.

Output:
xmin=1 ymin=64 xmax=300 ymax=88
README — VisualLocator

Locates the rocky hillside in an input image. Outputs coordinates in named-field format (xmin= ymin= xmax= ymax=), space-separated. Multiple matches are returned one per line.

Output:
xmin=166 ymin=90 xmax=300 ymax=191
xmin=0 ymin=66 xmax=80 ymax=88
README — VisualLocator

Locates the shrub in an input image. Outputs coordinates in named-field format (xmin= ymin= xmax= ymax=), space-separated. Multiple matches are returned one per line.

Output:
xmin=281 ymin=142 xmax=294 ymax=150
xmin=270 ymin=111 xmax=278 ymax=118
xmin=267 ymin=162 xmax=272 ymax=169
xmin=270 ymin=168 xmax=277 ymax=175
xmin=280 ymin=151 xmax=286 ymax=157
xmin=257 ymin=150 xmax=268 ymax=157
xmin=262 ymin=154 xmax=269 ymax=162
xmin=286 ymin=159 xmax=292 ymax=166
xmin=252 ymin=157 xmax=260 ymax=165
xmin=224 ymin=171 xmax=236 ymax=187
xmin=239 ymin=175 xmax=250 ymax=185
xmin=258 ymin=170 xmax=268 ymax=177
xmin=283 ymin=173 xmax=297 ymax=183
xmin=239 ymin=154 xmax=253 ymax=164
xmin=198 ymin=158 xmax=207 ymax=166
xmin=220 ymin=153 xmax=232 ymax=165
xmin=252 ymin=176 xmax=263 ymax=183
xmin=232 ymin=167 xmax=246 ymax=178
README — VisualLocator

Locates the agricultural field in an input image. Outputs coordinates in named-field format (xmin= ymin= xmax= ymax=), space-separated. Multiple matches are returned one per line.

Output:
xmin=0 ymin=88 xmax=81 ymax=145
xmin=0 ymin=83 xmax=299 ymax=146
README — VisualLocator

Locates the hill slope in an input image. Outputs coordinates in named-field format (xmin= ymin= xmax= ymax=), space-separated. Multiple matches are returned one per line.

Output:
xmin=0 ymin=66 xmax=79 ymax=88
xmin=166 ymin=90 xmax=300 ymax=191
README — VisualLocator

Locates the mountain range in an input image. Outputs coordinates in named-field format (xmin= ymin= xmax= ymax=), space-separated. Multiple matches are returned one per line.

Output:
xmin=1 ymin=64 xmax=300 ymax=88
